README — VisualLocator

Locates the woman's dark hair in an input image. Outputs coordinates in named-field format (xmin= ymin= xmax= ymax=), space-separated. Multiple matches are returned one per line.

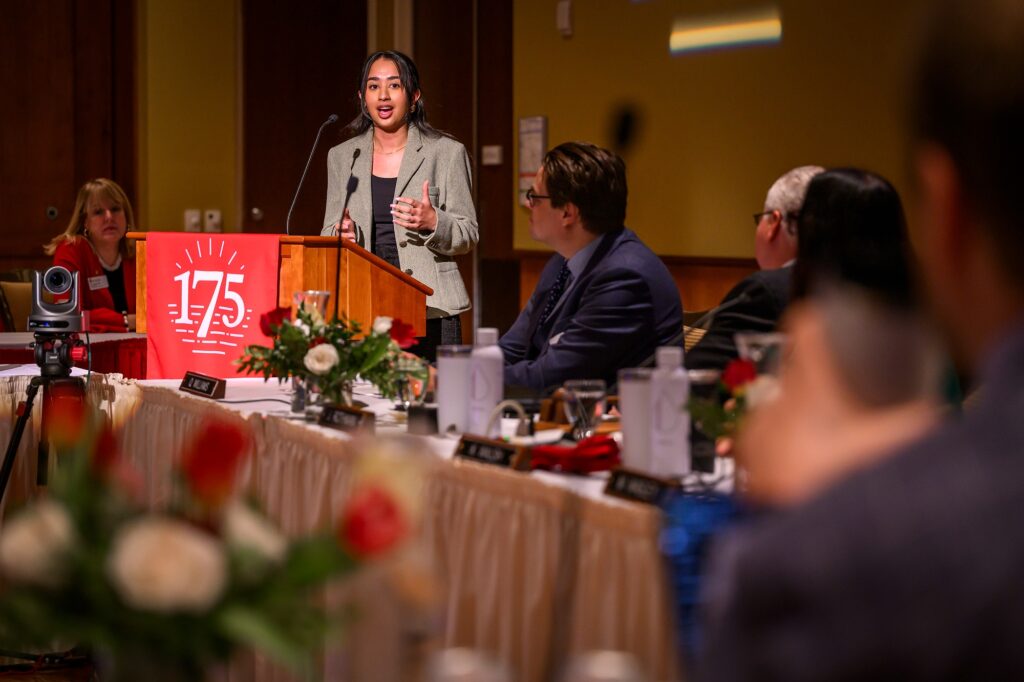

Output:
xmin=344 ymin=50 xmax=440 ymax=138
xmin=792 ymin=168 xmax=917 ymax=309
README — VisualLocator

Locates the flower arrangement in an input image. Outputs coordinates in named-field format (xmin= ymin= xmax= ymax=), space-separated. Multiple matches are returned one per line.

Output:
xmin=687 ymin=358 xmax=780 ymax=442
xmin=0 ymin=404 xmax=417 ymax=680
xmin=237 ymin=304 xmax=425 ymax=407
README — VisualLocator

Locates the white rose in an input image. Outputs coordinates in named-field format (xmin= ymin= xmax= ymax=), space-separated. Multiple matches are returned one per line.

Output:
xmin=304 ymin=343 xmax=339 ymax=375
xmin=372 ymin=316 xmax=392 ymax=335
xmin=223 ymin=500 xmax=287 ymax=563
xmin=745 ymin=375 xmax=781 ymax=409
xmin=0 ymin=500 xmax=74 ymax=587
xmin=108 ymin=516 xmax=227 ymax=613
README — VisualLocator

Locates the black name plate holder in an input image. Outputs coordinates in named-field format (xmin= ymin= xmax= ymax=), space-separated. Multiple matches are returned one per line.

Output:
xmin=604 ymin=468 xmax=678 ymax=506
xmin=318 ymin=404 xmax=376 ymax=434
xmin=455 ymin=434 xmax=530 ymax=471
xmin=179 ymin=371 xmax=226 ymax=399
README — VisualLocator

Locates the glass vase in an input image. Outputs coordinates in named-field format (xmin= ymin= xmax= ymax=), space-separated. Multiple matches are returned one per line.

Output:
xmin=293 ymin=290 xmax=331 ymax=321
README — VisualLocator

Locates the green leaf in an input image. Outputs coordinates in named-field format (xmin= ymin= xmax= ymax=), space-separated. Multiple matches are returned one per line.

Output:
xmin=217 ymin=606 xmax=306 ymax=670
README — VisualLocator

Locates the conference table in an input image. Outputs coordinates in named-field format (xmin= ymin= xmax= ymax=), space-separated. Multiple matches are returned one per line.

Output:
xmin=0 ymin=366 xmax=688 ymax=682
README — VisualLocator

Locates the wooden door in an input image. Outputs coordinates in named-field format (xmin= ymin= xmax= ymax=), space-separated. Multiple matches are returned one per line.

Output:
xmin=241 ymin=0 xmax=368 ymax=235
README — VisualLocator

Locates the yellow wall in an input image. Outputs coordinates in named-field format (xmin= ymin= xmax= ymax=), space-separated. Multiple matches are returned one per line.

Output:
xmin=513 ymin=0 xmax=924 ymax=256
xmin=137 ymin=0 xmax=239 ymax=232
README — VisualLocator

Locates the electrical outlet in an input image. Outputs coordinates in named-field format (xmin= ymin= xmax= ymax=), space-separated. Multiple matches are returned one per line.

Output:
xmin=184 ymin=209 xmax=201 ymax=232
xmin=203 ymin=209 xmax=222 ymax=233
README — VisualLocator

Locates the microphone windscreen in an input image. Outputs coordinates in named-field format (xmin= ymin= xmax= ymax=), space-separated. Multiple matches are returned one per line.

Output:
xmin=326 ymin=113 xmax=339 ymax=124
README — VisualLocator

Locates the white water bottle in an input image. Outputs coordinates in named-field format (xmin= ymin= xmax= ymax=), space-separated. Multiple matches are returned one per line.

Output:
xmin=437 ymin=344 xmax=473 ymax=435
xmin=649 ymin=346 xmax=691 ymax=477
xmin=467 ymin=327 xmax=504 ymax=437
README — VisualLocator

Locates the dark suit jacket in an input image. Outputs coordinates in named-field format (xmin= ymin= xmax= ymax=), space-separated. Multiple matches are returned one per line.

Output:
xmin=697 ymin=321 xmax=1024 ymax=681
xmin=685 ymin=265 xmax=792 ymax=372
xmin=500 ymin=228 xmax=683 ymax=392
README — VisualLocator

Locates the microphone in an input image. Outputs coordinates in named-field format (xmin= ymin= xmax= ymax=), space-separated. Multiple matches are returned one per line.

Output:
xmin=333 ymin=151 xmax=360 ymax=320
xmin=286 ymin=114 xmax=338 ymax=235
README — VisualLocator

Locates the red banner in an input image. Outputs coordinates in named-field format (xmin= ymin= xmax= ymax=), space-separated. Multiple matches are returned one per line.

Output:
xmin=146 ymin=233 xmax=279 ymax=379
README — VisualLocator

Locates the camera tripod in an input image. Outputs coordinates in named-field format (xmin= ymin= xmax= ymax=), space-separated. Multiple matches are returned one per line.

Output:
xmin=0 ymin=333 xmax=87 ymax=508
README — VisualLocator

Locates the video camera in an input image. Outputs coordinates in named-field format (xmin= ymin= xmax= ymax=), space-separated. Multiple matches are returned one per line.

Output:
xmin=27 ymin=266 xmax=89 ymax=377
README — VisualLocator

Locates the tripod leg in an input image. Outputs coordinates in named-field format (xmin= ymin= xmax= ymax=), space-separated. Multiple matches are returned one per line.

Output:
xmin=0 ymin=380 xmax=42 ymax=509
xmin=37 ymin=377 xmax=87 ymax=487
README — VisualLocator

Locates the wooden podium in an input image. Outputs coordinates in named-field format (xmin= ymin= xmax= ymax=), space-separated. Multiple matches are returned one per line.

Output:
xmin=129 ymin=233 xmax=433 ymax=335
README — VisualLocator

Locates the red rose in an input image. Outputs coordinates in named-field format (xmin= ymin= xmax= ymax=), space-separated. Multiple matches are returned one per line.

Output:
xmin=722 ymin=358 xmax=758 ymax=392
xmin=179 ymin=418 xmax=251 ymax=507
xmin=389 ymin=318 xmax=417 ymax=349
xmin=259 ymin=306 xmax=291 ymax=337
xmin=338 ymin=485 xmax=407 ymax=557
xmin=309 ymin=336 xmax=328 ymax=348
xmin=91 ymin=423 xmax=120 ymax=475
xmin=44 ymin=383 xmax=87 ymax=450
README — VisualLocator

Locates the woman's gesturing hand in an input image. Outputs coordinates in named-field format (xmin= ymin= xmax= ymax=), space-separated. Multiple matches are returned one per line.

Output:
xmin=330 ymin=208 xmax=357 ymax=241
xmin=392 ymin=180 xmax=438 ymax=232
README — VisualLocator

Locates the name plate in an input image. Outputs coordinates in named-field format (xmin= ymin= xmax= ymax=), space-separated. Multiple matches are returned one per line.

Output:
xmin=179 ymin=371 xmax=226 ymax=399
xmin=455 ymin=434 xmax=530 ymax=471
xmin=605 ymin=468 xmax=677 ymax=506
xmin=318 ymin=404 xmax=376 ymax=434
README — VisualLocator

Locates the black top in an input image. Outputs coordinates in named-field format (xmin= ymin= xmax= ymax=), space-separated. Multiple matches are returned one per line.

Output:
xmin=104 ymin=262 xmax=128 ymax=315
xmin=371 ymin=175 xmax=399 ymax=268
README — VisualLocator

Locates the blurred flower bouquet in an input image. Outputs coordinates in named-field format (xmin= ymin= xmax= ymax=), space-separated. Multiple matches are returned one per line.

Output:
xmin=237 ymin=305 xmax=427 ymax=407
xmin=0 ymin=407 xmax=418 ymax=680
xmin=687 ymin=358 xmax=780 ymax=441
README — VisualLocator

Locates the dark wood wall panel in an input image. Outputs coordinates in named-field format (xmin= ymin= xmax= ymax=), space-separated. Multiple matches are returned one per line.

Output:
xmin=0 ymin=0 xmax=136 ymax=271
xmin=473 ymin=0 xmax=518 ymax=333
xmin=241 ymin=0 xmax=367 ymax=235
xmin=414 ymin=0 xmax=516 ymax=336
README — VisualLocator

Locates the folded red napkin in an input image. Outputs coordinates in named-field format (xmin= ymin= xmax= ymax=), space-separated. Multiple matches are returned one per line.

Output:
xmin=529 ymin=435 xmax=621 ymax=474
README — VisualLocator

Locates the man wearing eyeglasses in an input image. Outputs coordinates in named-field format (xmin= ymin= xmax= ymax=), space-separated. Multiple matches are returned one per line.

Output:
xmin=499 ymin=141 xmax=683 ymax=392
xmin=685 ymin=165 xmax=823 ymax=371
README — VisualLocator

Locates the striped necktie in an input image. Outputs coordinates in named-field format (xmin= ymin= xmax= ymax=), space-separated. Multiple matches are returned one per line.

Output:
xmin=538 ymin=262 xmax=571 ymax=326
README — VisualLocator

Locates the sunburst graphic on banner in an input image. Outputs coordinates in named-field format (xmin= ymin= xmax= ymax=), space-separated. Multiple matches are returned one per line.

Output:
xmin=166 ymin=237 xmax=253 ymax=357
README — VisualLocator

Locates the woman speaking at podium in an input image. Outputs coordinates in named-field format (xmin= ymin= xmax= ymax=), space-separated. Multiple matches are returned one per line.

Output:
xmin=43 ymin=178 xmax=137 ymax=332
xmin=322 ymin=50 xmax=478 ymax=361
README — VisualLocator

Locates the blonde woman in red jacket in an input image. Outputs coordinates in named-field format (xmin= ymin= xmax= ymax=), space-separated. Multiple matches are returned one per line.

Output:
xmin=44 ymin=179 xmax=138 ymax=332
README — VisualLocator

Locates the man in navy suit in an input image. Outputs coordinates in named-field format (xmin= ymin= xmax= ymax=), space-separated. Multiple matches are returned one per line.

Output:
xmin=698 ymin=1 xmax=1024 ymax=679
xmin=686 ymin=165 xmax=822 ymax=371
xmin=500 ymin=142 xmax=682 ymax=392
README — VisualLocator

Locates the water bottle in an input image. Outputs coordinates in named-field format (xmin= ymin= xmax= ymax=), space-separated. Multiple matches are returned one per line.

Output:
xmin=437 ymin=345 xmax=473 ymax=435
xmin=467 ymin=328 xmax=504 ymax=437
xmin=649 ymin=346 xmax=691 ymax=477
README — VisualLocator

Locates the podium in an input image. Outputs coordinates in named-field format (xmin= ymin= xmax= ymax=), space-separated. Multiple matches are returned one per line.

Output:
xmin=129 ymin=233 xmax=433 ymax=336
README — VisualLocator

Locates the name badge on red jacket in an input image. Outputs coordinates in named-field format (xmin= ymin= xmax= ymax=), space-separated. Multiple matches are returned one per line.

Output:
xmin=87 ymin=275 xmax=109 ymax=291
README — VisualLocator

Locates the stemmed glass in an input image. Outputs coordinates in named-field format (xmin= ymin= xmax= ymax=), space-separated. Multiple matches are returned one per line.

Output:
xmin=562 ymin=379 xmax=607 ymax=441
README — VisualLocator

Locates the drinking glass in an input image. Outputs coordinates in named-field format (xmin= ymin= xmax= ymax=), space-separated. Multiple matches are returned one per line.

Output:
xmin=562 ymin=379 xmax=607 ymax=441
xmin=394 ymin=354 xmax=429 ymax=411
xmin=686 ymin=369 xmax=721 ymax=473
xmin=735 ymin=331 xmax=787 ymax=376
xmin=293 ymin=289 xmax=331 ymax=321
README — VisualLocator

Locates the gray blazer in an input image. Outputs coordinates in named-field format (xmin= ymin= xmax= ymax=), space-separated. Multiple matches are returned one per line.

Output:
xmin=321 ymin=125 xmax=478 ymax=318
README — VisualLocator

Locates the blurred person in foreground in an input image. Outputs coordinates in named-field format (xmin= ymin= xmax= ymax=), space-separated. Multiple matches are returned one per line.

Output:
xmin=686 ymin=165 xmax=823 ymax=371
xmin=500 ymin=142 xmax=683 ymax=392
xmin=44 ymin=178 xmax=137 ymax=332
xmin=697 ymin=1 xmax=1024 ymax=678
